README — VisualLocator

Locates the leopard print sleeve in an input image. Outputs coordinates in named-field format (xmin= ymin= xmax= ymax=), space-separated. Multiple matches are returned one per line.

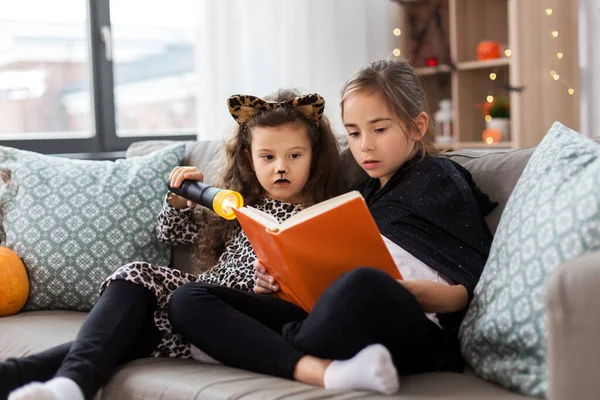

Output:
xmin=156 ymin=194 xmax=205 ymax=245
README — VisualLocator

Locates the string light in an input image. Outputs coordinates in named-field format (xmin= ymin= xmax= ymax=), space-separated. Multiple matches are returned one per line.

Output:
xmin=489 ymin=73 xmax=497 ymax=80
xmin=487 ymin=95 xmax=494 ymax=103
xmin=545 ymin=6 xmax=570 ymax=86
xmin=504 ymin=49 xmax=512 ymax=57
xmin=544 ymin=7 xmax=575 ymax=97
xmin=392 ymin=28 xmax=402 ymax=58
xmin=485 ymin=115 xmax=492 ymax=122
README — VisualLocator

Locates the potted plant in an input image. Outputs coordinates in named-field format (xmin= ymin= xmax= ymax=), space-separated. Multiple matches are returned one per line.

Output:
xmin=486 ymin=97 xmax=510 ymax=141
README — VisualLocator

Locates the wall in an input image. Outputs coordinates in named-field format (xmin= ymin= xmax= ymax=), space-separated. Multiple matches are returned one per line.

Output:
xmin=579 ymin=0 xmax=600 ymax=137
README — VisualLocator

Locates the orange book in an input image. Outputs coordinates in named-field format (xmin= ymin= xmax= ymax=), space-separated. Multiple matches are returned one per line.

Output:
xmin=233 ymin=191 xmax=402 ymax=312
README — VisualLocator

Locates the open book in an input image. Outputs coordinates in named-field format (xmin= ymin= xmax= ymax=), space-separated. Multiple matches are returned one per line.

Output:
xmin=233 ymin=191 xmax=402 ymax=312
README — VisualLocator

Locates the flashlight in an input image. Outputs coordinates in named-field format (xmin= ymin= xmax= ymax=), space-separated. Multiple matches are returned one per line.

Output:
xmin=168 ymin=180 xmax=244 ymax=220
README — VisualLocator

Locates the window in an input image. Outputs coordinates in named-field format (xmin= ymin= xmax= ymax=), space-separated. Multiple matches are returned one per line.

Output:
xmin=0 ymin=0 xmax=93 ymax=141
xmin=0 ymin=0 xmax=197 ymax=154
xmin=110 ymin=0 xmax=197 ymax=138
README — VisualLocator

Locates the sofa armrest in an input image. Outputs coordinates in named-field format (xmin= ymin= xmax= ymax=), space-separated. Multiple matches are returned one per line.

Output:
xmin=547 ymin=250 xmax=600 ymax=400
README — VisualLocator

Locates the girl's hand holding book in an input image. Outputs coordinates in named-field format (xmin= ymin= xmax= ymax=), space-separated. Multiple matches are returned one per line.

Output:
xmin=253 ymin=260 xmax=279 ymax=294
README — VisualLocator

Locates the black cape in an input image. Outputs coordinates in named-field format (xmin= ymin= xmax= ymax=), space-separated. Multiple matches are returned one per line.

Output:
xmin=357 ymin=155 xmax=497 ymax=329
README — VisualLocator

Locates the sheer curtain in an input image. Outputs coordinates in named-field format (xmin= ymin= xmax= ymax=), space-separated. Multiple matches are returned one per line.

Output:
xmin=195 ymin=0 xmax=399 ymax=140
xmin=578 ymin=0 xmax=600 ymax=137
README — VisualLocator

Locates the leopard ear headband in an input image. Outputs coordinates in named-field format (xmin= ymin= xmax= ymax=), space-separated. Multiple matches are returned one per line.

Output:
xmin=227 ymin=93 xmax=325 ymax=127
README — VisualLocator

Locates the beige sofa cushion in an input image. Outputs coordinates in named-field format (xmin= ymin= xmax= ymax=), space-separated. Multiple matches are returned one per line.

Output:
xmin=1 ymin=311 xmax=530 ymax=399
xmin=448 ymin=148 xmax=535 ymax=235
xmin=126 ymin=140 xmax=227 ymax=186
xmin=125 ymin=139 xmax=534 ymax=239
xmin=103 ymin=358 xmax=531 ymax=400
xmin=0 ymin=311 xmax=83 ymax=359
xmin=449 ymin=137 xmax=600 ymax=235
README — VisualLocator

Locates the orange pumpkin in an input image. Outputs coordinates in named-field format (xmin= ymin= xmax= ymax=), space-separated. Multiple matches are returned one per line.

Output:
xmin=476 ymin=41 xmax=502 ymax=60
xmin=0 ymin=247 xmax=29 ymax=317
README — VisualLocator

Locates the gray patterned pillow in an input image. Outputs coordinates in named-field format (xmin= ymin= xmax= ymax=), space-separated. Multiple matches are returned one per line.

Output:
xmin=0 ymin=144 xmax=185 ymax=311
xmin=459 ymin=122 xmax=600 ymax=397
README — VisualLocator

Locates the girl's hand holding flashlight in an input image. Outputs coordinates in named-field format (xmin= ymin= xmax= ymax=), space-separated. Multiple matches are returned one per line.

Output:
xmin=168 ymin=166 xmax=204 ymax=209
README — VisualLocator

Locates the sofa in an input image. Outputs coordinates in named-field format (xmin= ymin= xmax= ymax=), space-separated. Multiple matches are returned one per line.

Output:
xmin=1 ymin=136 xmax=599 ymax=400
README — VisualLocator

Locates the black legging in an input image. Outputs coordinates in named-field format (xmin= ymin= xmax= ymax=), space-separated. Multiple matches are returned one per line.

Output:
xmin=168 ymin=267 xmax=462 ymax=381
xmin=0 ymin=280 xmax=161 ymax=400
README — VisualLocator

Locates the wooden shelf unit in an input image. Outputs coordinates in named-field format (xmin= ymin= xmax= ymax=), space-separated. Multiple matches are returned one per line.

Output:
xmin=457 ymin=58 xmax=511 ymax=71
xmin=394 ymin=0 xmax=580 ymax=151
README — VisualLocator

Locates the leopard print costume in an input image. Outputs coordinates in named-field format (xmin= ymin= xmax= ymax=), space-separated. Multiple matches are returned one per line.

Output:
xmin=100 ymin=195 xmax=303 ymax=358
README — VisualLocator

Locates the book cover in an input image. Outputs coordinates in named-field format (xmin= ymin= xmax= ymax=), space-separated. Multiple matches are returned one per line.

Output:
xmin=234 ymin=191 xmax=401 ymax=311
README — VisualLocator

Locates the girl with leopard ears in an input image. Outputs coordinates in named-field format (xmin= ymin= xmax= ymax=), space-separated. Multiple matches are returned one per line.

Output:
xmin=3 ymin=89 xmax=344 ymax=400
xmin=195 ymin=88 xmax=344 ymax=270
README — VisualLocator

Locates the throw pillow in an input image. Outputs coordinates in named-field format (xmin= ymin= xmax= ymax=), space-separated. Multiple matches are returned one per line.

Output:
xmin=459 ymin=122 xmax=600 ymax=397
xmin=0 ymin=144 xmax=186 ymax=311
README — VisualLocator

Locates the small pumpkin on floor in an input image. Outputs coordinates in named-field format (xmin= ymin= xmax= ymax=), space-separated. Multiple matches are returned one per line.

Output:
xmin=0 ymin=246 xmax=29 ymax=316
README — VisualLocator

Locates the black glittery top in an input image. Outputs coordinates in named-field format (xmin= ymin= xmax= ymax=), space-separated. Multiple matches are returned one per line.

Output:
xmin=357 ymin=154 xmax=497 ymax=328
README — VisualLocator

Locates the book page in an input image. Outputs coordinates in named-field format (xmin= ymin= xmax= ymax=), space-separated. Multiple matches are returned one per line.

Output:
xmin=280 ymin=191 xmax=361 ymax=231
xmin=236 ymin=206 xmax=280 ymax=231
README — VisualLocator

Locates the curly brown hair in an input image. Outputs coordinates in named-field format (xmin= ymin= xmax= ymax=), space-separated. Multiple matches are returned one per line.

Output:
xmin=191 ymin=89 xmax=344 ymax=272
xmin=340 ymin=59 xmax=440 ymax=159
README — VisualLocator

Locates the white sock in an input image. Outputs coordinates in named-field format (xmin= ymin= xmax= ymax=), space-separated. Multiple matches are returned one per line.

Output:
xmin=190 ymin=344 xmax=221 ymax=364
xmin=324 ymin=344 xmax=399 ymax=395
xmin=9 ymin=377 xmax=84 ymax=400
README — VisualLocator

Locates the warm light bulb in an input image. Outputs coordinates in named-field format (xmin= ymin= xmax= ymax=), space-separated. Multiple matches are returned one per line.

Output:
xmin=221 ymin=194 xmax=239 ymax=214
xmin=568 ymin=88 xmax=575 ymax=95
xmin=487 ymin=95 xmax=494 ymax=103
xmin=552 ymin=31 xmax=559 ymax=38
xmin=550 ymin=70 xmax=557 ymax=77
xmin=393 ymin=28 xmax=402 ymax=36
xmin=504 ymin=49 xmax=512 ymax=57
xmin=485 ymin=115 xmax=492 ymax=122
xmin=557 ymin=52 xmax=564 ymax=59
xmin=482 ymin=129 xmax=502 ymax=144
xmin=553 ymin=74 xmax=560 ymax=81
xmin=545 ymin=8 xmax=553 ymax=16
xmin=489 ymin=73 xmax=497 ymax=80
xmin=213 ymin=190 xmax=244 ymax=220
xmin=393 ymin=48 xmax=401 ymax=57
